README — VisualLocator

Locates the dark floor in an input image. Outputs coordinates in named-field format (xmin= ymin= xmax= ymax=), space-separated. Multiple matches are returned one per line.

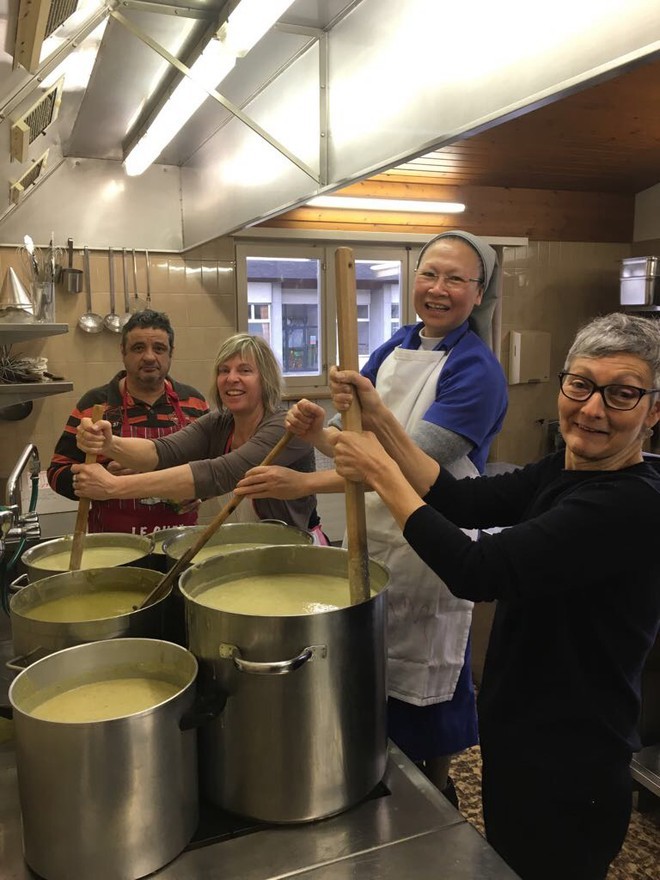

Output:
xmin=451 ymin=746 xmax=660 ymax=880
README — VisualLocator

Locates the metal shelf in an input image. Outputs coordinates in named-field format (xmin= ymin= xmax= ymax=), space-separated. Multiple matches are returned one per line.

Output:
xmin=0 ymin=322 xmax=68 ymax=345
xmin=0 ymin=381 xmax=73 ymax=407
xmin=0 ymin=323 xmax=72 ymax=407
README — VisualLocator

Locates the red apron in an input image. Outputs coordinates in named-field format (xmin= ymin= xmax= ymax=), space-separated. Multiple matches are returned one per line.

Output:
xmin=88 ymin=382 xmax=199 ymax=535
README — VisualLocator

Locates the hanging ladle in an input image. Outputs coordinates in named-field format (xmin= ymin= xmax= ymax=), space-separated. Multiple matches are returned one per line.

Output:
xmin=117 ymin=248 xmax=131 ymax=328
xmin=103 ymin=247 xmax=122 ymax=333
xmin=77 ymin=247 xmax=104 ymax=334
xmin=131 ymin=248 xmax=148 ymax=313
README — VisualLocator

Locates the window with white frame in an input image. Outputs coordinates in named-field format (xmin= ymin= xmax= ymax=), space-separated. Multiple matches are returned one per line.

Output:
xmin=236 ymin=242 xmax=414 ymax=392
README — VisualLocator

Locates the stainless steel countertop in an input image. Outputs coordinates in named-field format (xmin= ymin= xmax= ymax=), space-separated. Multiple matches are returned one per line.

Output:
xmin=0 ymin=727 xmax=521 ymax=880
xmin=631 ymin=744 xmax=660 ymax=798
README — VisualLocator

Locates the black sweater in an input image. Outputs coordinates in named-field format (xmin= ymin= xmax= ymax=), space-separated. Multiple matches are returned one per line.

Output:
xmin=403 ymin=452 xmax=660 ymax=769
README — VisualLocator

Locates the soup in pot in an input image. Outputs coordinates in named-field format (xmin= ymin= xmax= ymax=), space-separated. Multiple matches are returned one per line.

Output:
xmin=30 ymin=546 xmax=145 ymax=572
xmin=189 ymin=542 xmax=268 ymax=563
xmin=30 ymin=676 xmax=180 ymax=722
xmin=22 ymin=590 xmax=147 ymax=622
xmin=196 ymin=573 xmax=362 ymax=616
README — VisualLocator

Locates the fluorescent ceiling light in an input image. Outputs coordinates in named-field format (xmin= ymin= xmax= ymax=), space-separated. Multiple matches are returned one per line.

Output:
xmin=219 ymin=0 xmax=296 ymax=57
xmin=307 ymin=196 xmax=466 ymax=213
xmin=124 ymin=40 xmax=235 ymax=176
xmin=124 ymin=0 xmax=295 ymax=177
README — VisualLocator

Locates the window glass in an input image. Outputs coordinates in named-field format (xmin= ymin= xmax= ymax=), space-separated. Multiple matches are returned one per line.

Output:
xmin=242 ymin=255 xmax=321 ymax=381
xmin=236 ymin=243 xmax=410 ymax=392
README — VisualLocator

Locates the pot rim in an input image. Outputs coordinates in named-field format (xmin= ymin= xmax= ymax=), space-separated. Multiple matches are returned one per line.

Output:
xmin=21 ymin=531 xmax=155 ymax=564
xmin=179 ymin=544 xmax=389 ymax=615
xmin=9 ymin=566 xmax=168 ymax=623
xmin=9 ymin=637 xmax=198 ymax=723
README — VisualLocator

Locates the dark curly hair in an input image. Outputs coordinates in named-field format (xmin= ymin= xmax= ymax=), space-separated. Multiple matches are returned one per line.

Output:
xmin=121 ymin=309 xmax=174 ymax=351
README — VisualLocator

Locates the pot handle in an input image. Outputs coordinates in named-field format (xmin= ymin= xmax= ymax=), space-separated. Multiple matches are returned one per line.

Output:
xmin=219 ymin=643 xmax=327 ymax=675
xmin=179 ymin=689 xmax=227 ymax=730
xmin=9 ymin=572 xmax=29 ymax=592
xmin=6 ymin=647 xmax=42 ymax=672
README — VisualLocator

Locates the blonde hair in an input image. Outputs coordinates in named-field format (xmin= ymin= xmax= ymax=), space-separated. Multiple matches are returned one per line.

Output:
xmin=212 ymin=333 xmax=283 ymax=414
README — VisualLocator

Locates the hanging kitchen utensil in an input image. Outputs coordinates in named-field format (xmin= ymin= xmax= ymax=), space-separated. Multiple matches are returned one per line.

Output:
xmin=120 ymin=248 xmax=131 ymax=325
xmin=335 ymin=246 xmax=370 ymax=605
xmin=144 ymin=249 xmax=153 ymax=308
xmin=69 ymin=404 xmax=105 ymax=570
xmin=78 ymin=247 xmax=104 ymax=334
xmin=103 ymin=248 xmax=122 ymax=333
xmin=131 ymin=248 xmax=148 ymax=312
xmin=137 ymin=431 xmax=294 ymax=610
xmin=63 ymin=238 xmax=83 ymax=294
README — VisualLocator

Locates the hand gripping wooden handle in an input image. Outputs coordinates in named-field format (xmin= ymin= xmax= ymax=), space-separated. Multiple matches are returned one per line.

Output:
xmin=335 ymin=247 xmax=370 ymax=605
xmin=138 ymin=430 xmax=295 ymax=610
xmin=69 ymin=403 xmax=105 ymax=570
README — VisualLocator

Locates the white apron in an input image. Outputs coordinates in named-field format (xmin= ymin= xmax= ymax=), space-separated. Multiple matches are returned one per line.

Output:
xmin=348 ymin=345 xmax=477 ymax=706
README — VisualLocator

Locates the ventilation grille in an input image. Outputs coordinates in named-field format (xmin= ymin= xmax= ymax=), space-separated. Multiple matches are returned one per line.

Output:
xmin=45 ymin=0 xmax=78 ymax=38
xmin=14 ymin=0 xmax=79 ymax=73
xmin=10 ymin=150 xmax=49 ymax=205
xmin=11 ymin=79 xmax=64 ymax=163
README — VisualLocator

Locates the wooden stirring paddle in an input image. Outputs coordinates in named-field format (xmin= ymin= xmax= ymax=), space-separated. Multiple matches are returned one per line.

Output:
xmin=69 ymin=403 xmax=105 ymax=570
xmin=335 ymin=247 xmax=371 ymax=605
xmin=136 ymin=430 xmax=294 ymax=610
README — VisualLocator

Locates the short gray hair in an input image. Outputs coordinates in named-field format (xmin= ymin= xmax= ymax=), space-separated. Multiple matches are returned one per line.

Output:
xmin=564 ymin=312 xmax=660 ymax=388
xmin=212 ymin=333 xmax=283 ymax=413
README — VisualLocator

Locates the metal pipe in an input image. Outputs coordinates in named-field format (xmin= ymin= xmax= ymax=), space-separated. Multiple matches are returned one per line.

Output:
xmin=5 ymin=443 xmax=40 ymax=517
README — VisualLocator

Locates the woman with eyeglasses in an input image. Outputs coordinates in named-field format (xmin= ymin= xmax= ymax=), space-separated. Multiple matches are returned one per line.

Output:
xmin=321 ymin=310 xmax=660 ymax=880
xmin=235 ymin=231 xmax=508 ymax=802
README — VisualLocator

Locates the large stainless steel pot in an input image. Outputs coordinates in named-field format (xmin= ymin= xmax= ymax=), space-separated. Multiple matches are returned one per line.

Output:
xmin=162 ymin=520 xmax=313 ymax=568
xmin=9 ymin=638 xmax=199 ymax=880
xmin=19 ymin=532 xmax=154 ymax=582
xmin=9 ymin=566 xmax=170 ymax=669
xmin=180 ymin=544 xmax=389 ymax=823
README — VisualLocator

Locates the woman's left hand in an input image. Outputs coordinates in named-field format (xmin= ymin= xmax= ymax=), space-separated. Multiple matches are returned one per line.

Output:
xmin=235 ymin=465 xmax=306 ymax=500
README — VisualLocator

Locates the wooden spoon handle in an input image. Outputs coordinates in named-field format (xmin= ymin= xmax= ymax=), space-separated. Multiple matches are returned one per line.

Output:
xmin=69 ymin=403 xmax=105 ymax=570
xmin=335 ymin=247 xmax=370 ymax=605
xmin=138 ymin=430 xmax=295 ymax=610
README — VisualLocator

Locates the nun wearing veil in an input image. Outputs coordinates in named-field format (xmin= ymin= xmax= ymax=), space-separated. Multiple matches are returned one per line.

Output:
xmin=234 ymin=230 xmax=508 ymax=801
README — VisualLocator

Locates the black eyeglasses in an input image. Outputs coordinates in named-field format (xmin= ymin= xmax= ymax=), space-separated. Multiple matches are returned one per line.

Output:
xmin=558 ymin=371 xmax=660 ymax=411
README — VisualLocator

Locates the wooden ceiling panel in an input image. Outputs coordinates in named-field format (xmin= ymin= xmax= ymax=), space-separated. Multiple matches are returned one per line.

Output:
xmin=383 ymin=55 xmax=660 ymax=195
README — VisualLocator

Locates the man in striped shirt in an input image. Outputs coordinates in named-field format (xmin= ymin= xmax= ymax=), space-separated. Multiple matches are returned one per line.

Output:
xmin=48 ymin=309 xmax=209 ymax=534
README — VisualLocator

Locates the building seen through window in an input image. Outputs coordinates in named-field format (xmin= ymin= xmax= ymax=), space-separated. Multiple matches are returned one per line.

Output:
xmin=245 ymin=256 xmax=401 ymax=377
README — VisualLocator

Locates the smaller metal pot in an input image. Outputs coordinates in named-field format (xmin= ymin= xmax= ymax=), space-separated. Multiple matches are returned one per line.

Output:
xmin=20 ymin=532 xmax=154 ymax=582
xmin=162 ymin=520 xmax=313 ymax=569
xmin=9 ymin=566 xmax=170 ymax=670
xmin=145 ymin=526 xmax=196 ymax=574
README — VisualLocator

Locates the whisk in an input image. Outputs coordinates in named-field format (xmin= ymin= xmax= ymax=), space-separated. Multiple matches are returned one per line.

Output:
xmin=18 ymin=235 xmax=63 ymax=284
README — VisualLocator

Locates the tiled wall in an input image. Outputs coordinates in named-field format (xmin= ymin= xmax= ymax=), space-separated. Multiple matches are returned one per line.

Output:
xmin=493 ymin=240 xmax=629 ymax=465
xmin=0 ymin=239 xmax=235 ymax=525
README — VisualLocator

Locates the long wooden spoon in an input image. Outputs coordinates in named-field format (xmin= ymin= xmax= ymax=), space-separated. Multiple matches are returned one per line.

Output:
xmin=137 ymin=430 xmax=294 ymax=609
xmin=69 ymin=403 xmax=105 ymax=570
xmin=335 ymin=247 xmax=371 ymax=605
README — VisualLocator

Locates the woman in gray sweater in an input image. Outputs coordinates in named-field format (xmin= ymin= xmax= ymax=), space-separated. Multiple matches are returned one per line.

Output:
xmin=73 ymin=333 xmax=320 ymax=535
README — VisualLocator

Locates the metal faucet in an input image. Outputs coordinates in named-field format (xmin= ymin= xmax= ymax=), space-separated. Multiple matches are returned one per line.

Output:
xmin=2 ymin=443 xmax=41 ymax=553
